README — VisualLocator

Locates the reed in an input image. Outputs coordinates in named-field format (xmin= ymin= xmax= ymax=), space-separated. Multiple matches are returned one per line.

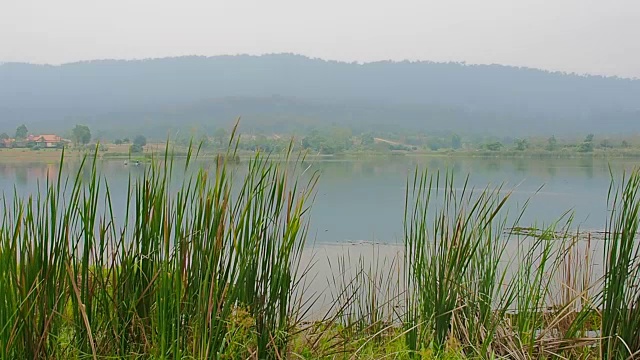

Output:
xmin=403 ymin=169 xmax=514 ymax=357
xmin=601 ymin=169 xmax=640 ymax=359
xmin=401 ymin=168 xmax=607 ymax=359
xmin=2 ymin=132 xmax=640 ymax=359
xmin=0 ymin=130 xmax=318 ymax=359
xmin=327 ymin=246 xmax=402 ymax=342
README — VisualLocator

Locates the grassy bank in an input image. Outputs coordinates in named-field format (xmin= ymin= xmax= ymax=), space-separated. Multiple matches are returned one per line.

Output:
xmin=0 ymin=148 xmax=82 ymax=162
xmin=2 ymin=138 xmax=640 ymax=359
xmin=9 ymin=141 xmax=640 ymax=164
xmin=423 ymin=148 xmax=640 ymax=159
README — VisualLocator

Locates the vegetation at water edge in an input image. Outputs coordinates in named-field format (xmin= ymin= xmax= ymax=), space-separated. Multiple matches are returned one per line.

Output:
xmin=1 ymin=133 xmax=640 ymax=359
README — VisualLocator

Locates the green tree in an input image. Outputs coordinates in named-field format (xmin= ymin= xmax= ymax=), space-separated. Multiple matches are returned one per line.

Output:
xmin=129 ymin=144 xmax=143 ymax=153
xmin=72 ymin=124 xmax=91 ymax=145
xmin=360 ymin=133 xmax=375 ymax=147
xmin=622 ymin=140 xmax=630 ymax=148
xmin=578 ymin=142 xmax=593 ymax=152
xmin=302 ymin=129 xmax=351 ymax=154
xmin=133 ymin=135 xmax=147 ymax=147
xmin=0 ymin=133 xmax=9 ymax=140
xmin=302 ymin=130 xmax=322 ymax=151
xmin=485 ymin=142 xmax=503 ymax=151
xmin=330 ymin=127 xmax=352 ymax=152
xmin=114 ymin=139 xmax=123 ymax=145
xmin=546 ymin=135 xmax=558 ymax=151
xmin=578 ymin=134 xmax=594 ymax=153
xmin=451 ymin=134 xmax=462 ymax=149
xmin=515 ymin=138 xmax=528 ymax=151
xmin=129 ymin=135 xmax=147 ymax=153
xmin=213 ymin=128 xmax=228 ymax=147
xmin=428 ymin=138 xmax=447 ymax=151
xmin=15 ymin=124 xmax=28 ymax=139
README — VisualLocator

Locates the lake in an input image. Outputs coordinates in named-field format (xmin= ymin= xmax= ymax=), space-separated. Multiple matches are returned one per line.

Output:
xmin=0 ymin=155 xmax=635 ymax=244
xmin=1 ymin=154 xmax=634 ymax=318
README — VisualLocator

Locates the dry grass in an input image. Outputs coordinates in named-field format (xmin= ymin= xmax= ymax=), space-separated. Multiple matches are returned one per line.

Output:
xmin=0 ymin=148 xmax=80 ymax=162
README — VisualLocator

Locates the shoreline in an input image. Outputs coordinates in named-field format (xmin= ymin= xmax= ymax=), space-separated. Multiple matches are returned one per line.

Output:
xmin=5 ymin=146 xmax=640 ymax=163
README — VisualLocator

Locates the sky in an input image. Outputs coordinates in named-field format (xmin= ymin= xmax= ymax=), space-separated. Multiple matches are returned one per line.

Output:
xmin=1 ymin=0 xmax=639 ymax=78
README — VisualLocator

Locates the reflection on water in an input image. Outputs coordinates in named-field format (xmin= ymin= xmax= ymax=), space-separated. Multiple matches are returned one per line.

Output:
xmin=0 ymin=162 xmax=63 ymax=187
xmin=513 ymin=158 xmax=528 ymax=173
xmin=15 ymin=167 xmax=28 ymax=186
xmin=546 ymin=161 xmax=557 ymax=177
xmin=0 ymin=156 xmax=636 ymax=244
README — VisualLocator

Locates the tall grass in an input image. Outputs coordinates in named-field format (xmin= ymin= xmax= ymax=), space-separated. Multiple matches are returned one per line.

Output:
xmin=602 ymin=169 xmax=640 ymax=359
xmin=3 ymin=136 xmax=640 ymax=359
xmin=403 ymin=170 xmax=514 ymax=357
xmin=327 ymin=246 xmax=401 ymax=342
xmin=0 ymin=133 xmax=318 ymax=359
xmin=401 ymin=168 xmax=609 ymax=359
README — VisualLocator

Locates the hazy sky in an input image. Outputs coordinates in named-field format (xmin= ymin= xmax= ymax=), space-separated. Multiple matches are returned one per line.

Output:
xmin=1 ymin=0 xmax=639 ymax=78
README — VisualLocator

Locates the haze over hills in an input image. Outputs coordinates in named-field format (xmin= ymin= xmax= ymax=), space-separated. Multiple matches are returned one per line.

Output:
xmin=1 ymin=54 xmax=639 ymax=138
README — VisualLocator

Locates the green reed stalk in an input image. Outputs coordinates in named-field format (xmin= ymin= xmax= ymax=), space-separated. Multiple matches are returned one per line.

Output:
xmin=0 ymin=127 xmax=317 ymax=359
xmin=328 ymin=246 xmax=401 ymax=344
xmin=601 ymin=168 xmax=640 ymax=359
xmin=404 ymin=169 xmax=512 ymax=357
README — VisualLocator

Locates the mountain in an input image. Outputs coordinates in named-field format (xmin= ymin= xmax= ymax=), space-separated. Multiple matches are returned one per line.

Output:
xmin=1 ymin=54 xmax=639 ymax=137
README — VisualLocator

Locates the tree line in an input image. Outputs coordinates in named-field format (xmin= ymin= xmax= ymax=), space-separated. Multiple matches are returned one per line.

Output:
xmin=0 ymin=124 xmax=149 ymax=153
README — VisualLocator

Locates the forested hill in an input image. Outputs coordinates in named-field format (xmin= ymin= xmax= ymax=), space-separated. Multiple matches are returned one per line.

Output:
xmin=1 ymin=54 xmax=639 ymax=137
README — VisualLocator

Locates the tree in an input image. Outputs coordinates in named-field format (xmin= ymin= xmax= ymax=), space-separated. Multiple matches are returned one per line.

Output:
xmin=130 ymin=144 xmax=144 ymax=153
xmin=301 ymin=131 xmax=320 ymax=150
xmin=304 ymin=128 xmax=348 ymax=154
xmin=600 ymin=139 xmax=613 ymax=149
xmin=578 ymin=134 xmax=594 ymax=153
xmin=129 ymin=135 xmax=147 ymax=153
xmin=114 ymin=139 xmax=123 ymax=145
xmin=72 ymin=124 xmax=91 ymax=145
xmin=360 ymin=133 xmax=375 ymax=147
xmin=0 ymin=132 xmax=10 ymax=148
xmin=546 ymin=135 xmax=558 ymax=151
xmin=428 ymin=138 xmax=447 ymax=151
xmin=133 ymin=135 xmax=147 ymax=147
xmin=451 ymin=134 xmax=462 ymax=149
xmin=485 ymin=142 xmax=503 ymax=151
xmin=15 ymin=124 xmax=28 ymax=139
xmin=578 ymin=142 xmax=593 ymax=153
xmin=213 ymin=128 xmax=228 ymax=147
xmin=330 ymin=127 xmax=352 ymax=152
xmin=515 ymin=138 xmax=528 ymax=151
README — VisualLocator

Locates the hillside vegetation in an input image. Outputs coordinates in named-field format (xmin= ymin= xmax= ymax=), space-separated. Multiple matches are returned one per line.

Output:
xmin=1 ymin=54 xmax=639 ymax=137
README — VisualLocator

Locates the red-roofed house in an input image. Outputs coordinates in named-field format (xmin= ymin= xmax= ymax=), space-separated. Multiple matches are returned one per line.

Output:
xmin=27 ymin=134 xmax=67 ymax=148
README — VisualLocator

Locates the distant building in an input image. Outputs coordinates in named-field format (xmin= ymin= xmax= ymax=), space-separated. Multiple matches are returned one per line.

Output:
xmin=0 ymin=138 xmax=15 ymax=148
xmin=27 ymin=134 xmax=69 ymax=148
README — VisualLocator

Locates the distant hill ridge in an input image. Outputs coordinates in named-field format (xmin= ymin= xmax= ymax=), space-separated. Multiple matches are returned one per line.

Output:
xmin=1 ymin=54 xmax=639 ymax=137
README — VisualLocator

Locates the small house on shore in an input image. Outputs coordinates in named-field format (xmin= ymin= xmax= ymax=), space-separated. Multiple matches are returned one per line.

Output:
xmin=27 ymin=134 xmax=69 ymax=148
xmin=0 ymin=138 xmax=15 ymax=148
xmin=0 ymin=133 xmax=70 ymax=148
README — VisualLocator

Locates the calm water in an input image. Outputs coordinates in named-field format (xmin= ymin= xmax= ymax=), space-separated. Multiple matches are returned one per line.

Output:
xmin=0 ymin=156 xmax=636 ymax=244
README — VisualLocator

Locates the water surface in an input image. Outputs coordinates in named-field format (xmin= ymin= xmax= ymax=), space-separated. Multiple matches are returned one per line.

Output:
xmin=0 ymin=156 xmax=634 ymax=243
